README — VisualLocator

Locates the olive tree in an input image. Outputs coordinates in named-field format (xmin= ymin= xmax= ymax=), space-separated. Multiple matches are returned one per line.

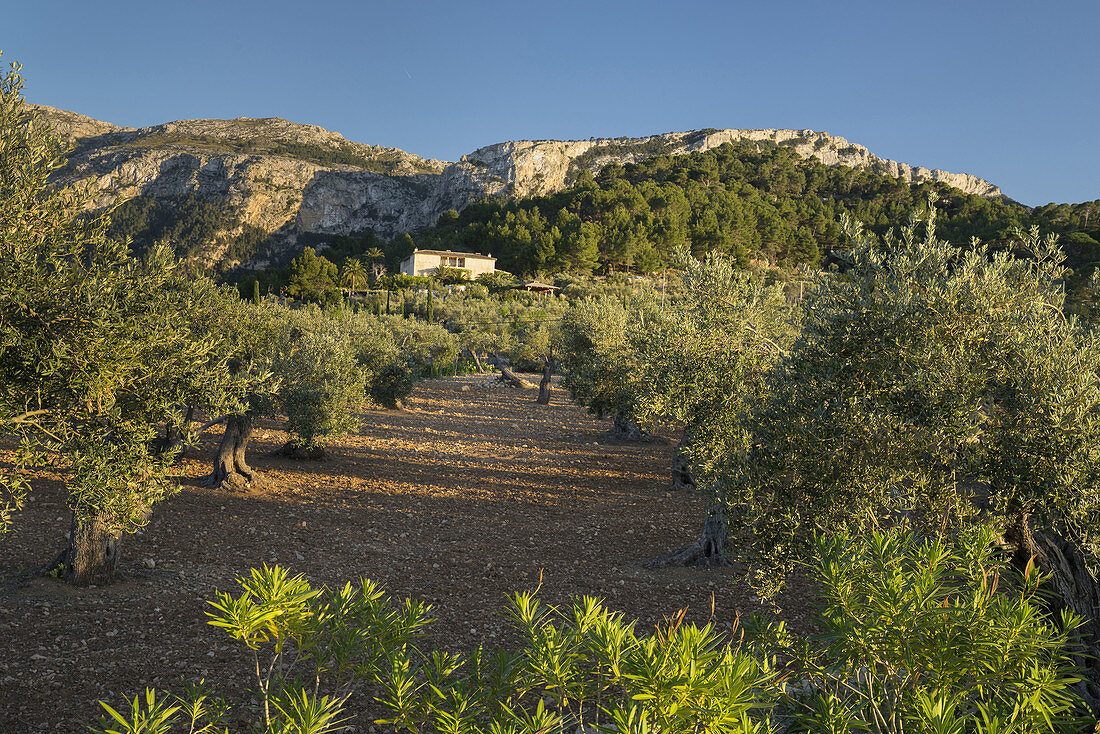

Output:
xmin=0 ymin=60 xmax=241 ymax=584
xmin=439 ymin=292 xmax=567 ymax=376
xmin=556 ymin=257 xmax=795 ymax=564
xmin=342 ymin=312 xmax=416 ymax=409
xmin=558 ymin=297 xmax=651 ymax=440
xmin=729 ymin=210 xmax=1100 ymax=700
xmin=201 ymin=306 xmax=417 ymax=476
xmin=274 ymin=308 xmax=366 ymax=458
xmin=200 ymin=298 xmax=282 ymax=490
xmin=380 ymin=316 xmax=459 ymax=377
xmin=630 ymin=252 xmax=795 ymax=565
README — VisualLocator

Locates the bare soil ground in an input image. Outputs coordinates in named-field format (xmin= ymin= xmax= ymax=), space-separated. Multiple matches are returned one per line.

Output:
xmin=0 ymin=375 xmax=811 ymax=733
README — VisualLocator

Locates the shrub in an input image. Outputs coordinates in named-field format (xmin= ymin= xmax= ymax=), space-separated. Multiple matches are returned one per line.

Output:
xmin=774 ymin=528 xmax=1089 ymax=733
xmin=383 ymin=273 xmax=431 ymax=291
xmin=558 ymin=296 xmax=643 ymax=421
xmin=92 ymin=527 xmax=1090 ymax=733
xmin=474 ymin=271 xmax=518 ymax=292
xmin=369 ymin=363 xmax=415 ymax=409
xmin=374 ymin=315 xmax=460 ymax=375
xmin=94 ymin=566 xmax=779 ymax=734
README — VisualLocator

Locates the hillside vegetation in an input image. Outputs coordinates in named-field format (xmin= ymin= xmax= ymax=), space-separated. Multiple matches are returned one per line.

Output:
xmin=404 ymin=141 xmax=1100 ymax=275
xmin=224 ymin=140 xmax=1100 ymax=288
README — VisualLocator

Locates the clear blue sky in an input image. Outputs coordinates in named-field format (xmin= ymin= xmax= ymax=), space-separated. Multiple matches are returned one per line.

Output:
xmin=6 ymin=0 xmax=1098 ymax=206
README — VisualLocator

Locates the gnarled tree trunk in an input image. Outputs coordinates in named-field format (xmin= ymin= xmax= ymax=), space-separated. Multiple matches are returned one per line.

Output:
xmin=489 ymin=356 xmax=535 ymax=388
xmin=204 ymin=412 xmax=259 ymax=491
xmin=671 ymin=428 xmax=696 ymax=491
xmin=536 ymin=355 xmax=553 ymax=404
xmin=645 ymin=427 xmax=732 ymax=566
xmin=645 ymin=507 xmax=731 ymax=568
xmin=610 ymin=410 xmax=650 ymax=441
xmin=152 ymin=405 xmax=194 ymax=460
xmin=279 ymin=441 xmax=325 ymax=460
xmin=1009 ymin=511 xmax=1100 ymax=708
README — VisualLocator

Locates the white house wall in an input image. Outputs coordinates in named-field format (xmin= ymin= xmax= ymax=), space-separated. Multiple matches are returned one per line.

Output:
xmin=400 ymin=253 xmax=496 ymax=278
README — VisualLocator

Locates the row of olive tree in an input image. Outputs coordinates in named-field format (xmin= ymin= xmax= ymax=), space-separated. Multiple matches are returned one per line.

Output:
xmin=0 ymin=61 xmax=425 ymax=586
xmin=557 ymin=255 xmax=797 ymax=561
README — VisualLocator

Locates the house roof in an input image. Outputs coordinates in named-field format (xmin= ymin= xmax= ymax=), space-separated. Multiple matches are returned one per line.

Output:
xmin=516 ymin=281 xmax=560 ymax=292
xmin=401 ymin=249 xmax=496 ymax=263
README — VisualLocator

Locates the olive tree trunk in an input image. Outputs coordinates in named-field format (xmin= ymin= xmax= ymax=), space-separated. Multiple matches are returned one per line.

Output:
xmin=151 ymin=405 xmax=194 ymax=459
xmin=489 ymin=356 xmax=535 ymax=388
xmin=646 ymin=427 xmax=732 ymax=567
xmin=56 ymin=509 xmax=120 ymax=585
xmin=1010 ymin=512 xmax=1100 ymax=707
xmin=671 ymin=428 xmax=696 ymax=491
xmin=645 ymin=507 xmax=731 ymax=568
xmin=278 ymin=441 xmax=325 ymax=460
xmin=204 ymin=412 xmax=259 ymax=491
xmin=536 ymin=356 xmax=553 ymax=405
xmin=610 ymin=410 xmax=650 ymax=441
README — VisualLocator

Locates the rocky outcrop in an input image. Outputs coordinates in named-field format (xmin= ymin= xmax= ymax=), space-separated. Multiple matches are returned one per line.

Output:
xmin=28 ymin=105 xmax=1005 ymax=267
xmin=684 ymin=129 xmax=1001 ymax=198
xmin=26 ymin=104 xmax=134 ymax=146
xmin=454 ymin=130 xmax=1004 ymax=200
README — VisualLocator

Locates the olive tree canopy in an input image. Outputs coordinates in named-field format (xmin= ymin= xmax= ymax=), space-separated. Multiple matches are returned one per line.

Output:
xmin=726 ymin=212 xmax=1100 ymax=705
xmin=0 ymin=60 xmax=242 ymax=584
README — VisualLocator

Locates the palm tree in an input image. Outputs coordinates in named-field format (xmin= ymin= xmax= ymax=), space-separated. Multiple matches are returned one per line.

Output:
xmin=365 ymin=247 xmax=386 ymax=284
xmin=341 ymin=258 xmax=368 ymax=299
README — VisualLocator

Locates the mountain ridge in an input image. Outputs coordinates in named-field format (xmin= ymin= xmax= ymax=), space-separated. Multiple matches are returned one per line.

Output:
xmin=28 ymin=103 xmax=1006 ymax=267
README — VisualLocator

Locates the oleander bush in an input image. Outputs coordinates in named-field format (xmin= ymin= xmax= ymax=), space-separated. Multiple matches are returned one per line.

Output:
xmin=772 ymin=528 xmax=1089 ymax=733
xmin=92 ymin=529 xmax=1088 ymax=734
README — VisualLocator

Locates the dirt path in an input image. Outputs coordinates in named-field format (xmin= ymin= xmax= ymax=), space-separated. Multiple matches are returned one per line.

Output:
xmin=0 ymin=375 xmax=793 ymax=732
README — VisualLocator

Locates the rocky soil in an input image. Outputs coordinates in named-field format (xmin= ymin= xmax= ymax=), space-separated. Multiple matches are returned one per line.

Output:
xmin=0 ymin=375 xmax=814 ymax=733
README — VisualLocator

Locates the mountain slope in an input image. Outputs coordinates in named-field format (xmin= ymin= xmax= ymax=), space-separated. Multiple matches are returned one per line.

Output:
xmin=30 ymin=104 xmax=1006 ymax=267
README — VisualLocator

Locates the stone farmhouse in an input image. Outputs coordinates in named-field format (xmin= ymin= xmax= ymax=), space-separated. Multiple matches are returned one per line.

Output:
xmin=399 ymin=249 xmax=497 ymax=278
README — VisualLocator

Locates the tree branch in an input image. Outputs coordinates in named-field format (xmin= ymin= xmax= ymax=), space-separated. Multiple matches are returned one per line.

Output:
xmin=8 ymin=408 xmax=51 ymax=424
xmin=192 ymin=415 xmax=228 ymax=433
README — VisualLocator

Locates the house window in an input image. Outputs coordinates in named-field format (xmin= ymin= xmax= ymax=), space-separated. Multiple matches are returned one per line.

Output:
xmin=444 ymin=256 xmax=465 ymax=268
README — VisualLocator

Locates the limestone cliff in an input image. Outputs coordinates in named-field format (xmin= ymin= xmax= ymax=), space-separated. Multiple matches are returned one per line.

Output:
xmin=454 ymin=129 xmax=1002 ymax=200
xmin=29 ymin=105 xmax=1004 ymax=267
